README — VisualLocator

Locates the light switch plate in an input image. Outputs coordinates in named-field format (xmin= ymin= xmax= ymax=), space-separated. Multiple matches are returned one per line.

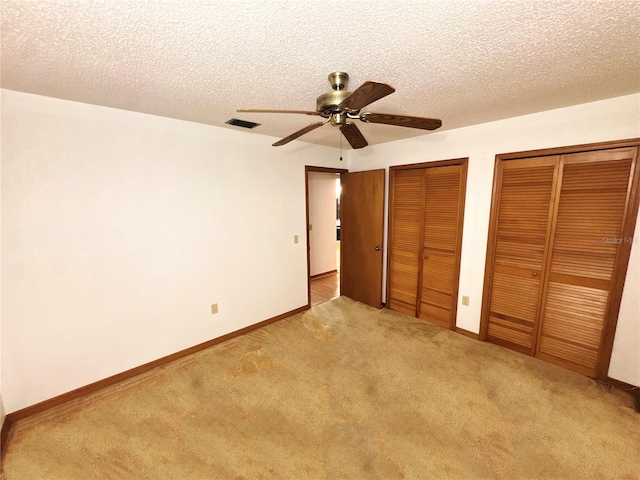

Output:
xmin=462 ymin=296 xmax=470 ymax=306
xmin=211 ymin=303 xmax=219 ymax=314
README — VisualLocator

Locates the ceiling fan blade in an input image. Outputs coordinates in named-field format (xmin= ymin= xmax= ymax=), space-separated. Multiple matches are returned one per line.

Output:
xmin=237 ymin=109 xmax=321 ymax=116
xmin=340 ymin=123 xmax=368 ymax=149
xmin=363 ymin=112 xmax=442 ymax=130
xmin=339 ymin=81 xmax=395 ymax=111
xmin=272 ymin=121 xmax=325 ymax=146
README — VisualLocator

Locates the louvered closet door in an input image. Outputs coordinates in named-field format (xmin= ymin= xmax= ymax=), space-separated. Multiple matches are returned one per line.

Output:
xmin=486 ymin=157 xmax=558 ymax=354
xmin=536 ymin=148 xmax=636 ymax=376
xmin=388 ymin=169 xmax=425 ymax=316
xmin=418 ymin=165 xmax=463 ymax=328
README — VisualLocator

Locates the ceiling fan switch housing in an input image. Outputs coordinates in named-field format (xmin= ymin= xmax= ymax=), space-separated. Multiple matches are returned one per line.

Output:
xmin=331 ymin=112 xmax=347 ymax=126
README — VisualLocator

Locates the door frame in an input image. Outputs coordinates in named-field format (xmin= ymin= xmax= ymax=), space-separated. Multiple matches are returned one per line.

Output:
xmin=305 ymin=166 xmax=348 ymax=308
xmin=479 ymin=138 xmax=640 ymax=380
xmin=386 ymin=158 xmax=469 ymax=331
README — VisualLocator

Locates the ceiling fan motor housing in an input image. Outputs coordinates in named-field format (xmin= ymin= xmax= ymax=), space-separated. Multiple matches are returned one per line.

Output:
xmin=316 ymin=71 xmax=353 ymax=117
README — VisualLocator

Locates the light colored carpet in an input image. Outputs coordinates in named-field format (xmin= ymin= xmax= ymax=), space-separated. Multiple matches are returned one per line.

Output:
xmin=2 ymin=297 xmax=639 ymax=479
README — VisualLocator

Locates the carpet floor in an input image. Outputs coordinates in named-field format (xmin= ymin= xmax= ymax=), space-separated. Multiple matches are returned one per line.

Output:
xmin=2 ymin=297 xmax=638 ymax=479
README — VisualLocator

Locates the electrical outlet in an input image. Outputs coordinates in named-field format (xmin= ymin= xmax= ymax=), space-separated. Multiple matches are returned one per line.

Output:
xmin=294 ymin=235 xmax=299 ymax=244
xmin=462 ymin=296 xmax=470 ymax=306
xmin=211 ymin=303 xmax=219 ymax=314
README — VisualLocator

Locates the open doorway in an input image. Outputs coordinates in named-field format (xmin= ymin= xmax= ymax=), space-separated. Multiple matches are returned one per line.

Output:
xmin=305 ymin=166 xmax=347 ymax=306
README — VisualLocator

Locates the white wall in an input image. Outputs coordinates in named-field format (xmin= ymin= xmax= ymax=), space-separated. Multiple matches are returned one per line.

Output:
xmin=1 ymin=89 xmax=343 ymax=413
xmin=308 ymin=172 xmax=338 ymax=276
xmin=3 ymin=90 xmax=638 ymax=416
xmin=348 ymin=93 xmax=640 ymax=386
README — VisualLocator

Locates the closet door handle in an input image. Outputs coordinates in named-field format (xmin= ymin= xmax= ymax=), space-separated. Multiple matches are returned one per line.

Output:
xmin=375 ymin=246 xmax=382 ymax=251
xmin=532 ymin=272 xmax=539 ymax=277
xmin=424 ymin=255 xmax=429 ymax=260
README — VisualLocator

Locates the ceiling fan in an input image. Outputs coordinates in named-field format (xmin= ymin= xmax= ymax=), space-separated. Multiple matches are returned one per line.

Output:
xmin=237 ymin=72 xmax=442 ymax=149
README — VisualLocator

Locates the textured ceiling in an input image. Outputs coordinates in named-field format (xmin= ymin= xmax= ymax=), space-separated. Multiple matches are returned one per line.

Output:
xmin=2 ymin=1 xmax=639 ymax=149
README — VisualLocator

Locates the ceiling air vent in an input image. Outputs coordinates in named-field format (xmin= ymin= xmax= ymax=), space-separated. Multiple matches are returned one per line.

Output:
xmin=226 ymin=118 xmax=261 ymax=129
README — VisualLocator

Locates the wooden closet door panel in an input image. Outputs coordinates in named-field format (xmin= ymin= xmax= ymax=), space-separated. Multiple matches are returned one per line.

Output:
xmin=419 ymin=165 xmax=461 ymax=328
xmin=549 ymin=153 xmax=633 ymax=279
xmin=423 ymin=166 xmax=461 ymax=249
xmin=538 ymin=283 xmax=608 ymax=375
xmin=537 ymin=149 xmax=635 ymax=376
xmin=486 ymin=158 xmax=558 ymax=353
xmin=419 ymin=251 xmax=455 ymax=328
xmin=388 ymin=169 xmax=425 ymax=316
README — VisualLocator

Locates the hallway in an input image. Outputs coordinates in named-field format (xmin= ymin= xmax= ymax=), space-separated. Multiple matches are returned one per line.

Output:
xmin=310 ymin=241 xmax=340 ymax=306
xmin=310 ymin=272 xmax=339 ymax=306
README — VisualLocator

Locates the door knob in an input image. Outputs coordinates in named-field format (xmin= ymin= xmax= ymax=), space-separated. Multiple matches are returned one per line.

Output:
xmin=532 ymin=272 xmax=538 ymax=277
xmin=375 ymin=246 xmax=382 ymax=251
xmin=424 ymin=255 xmax=429 ymax=260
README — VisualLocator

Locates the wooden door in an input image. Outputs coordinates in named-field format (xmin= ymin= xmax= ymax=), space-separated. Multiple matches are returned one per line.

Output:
xmin=340 ymin=169 xmax=385 ymax=308
xmin=387 ymin=169 xmax=425 ymax=315
xmin=418 ymin=165 xmax=466 ymax=328
xmin=484 ymin=157 xmax=559 ymax=354
xmin=536 ymin=148 xmax=637 ymax=376
xmin=482 ymin=140 xmax=640 ymax=379
xmin=387 ymin=160 xmax=467 ymax=327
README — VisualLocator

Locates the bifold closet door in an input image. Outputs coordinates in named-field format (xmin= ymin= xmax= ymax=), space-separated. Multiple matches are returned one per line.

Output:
xmin=485 ymin=157 xmax=558 ymax=354
xmin=483 ymin=143 xmax=639 ymax=378
xmin=388 ymin=162 xmax=466 ymax=328
xmin=536 ymin=148 xmax=636 ymax=376
xmin=418 ymin=166 xmax=464 ymax=328
xmin=387 ymin=169 xmax=425 ymax=316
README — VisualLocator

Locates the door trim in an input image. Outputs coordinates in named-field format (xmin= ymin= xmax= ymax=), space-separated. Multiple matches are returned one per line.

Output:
xmin=479 ymin=138 xmax=640 ymax=380
xmin=387 ymin=158 xmax=468 ymax=330
xmin=305 ymin=166 xmax=348 ymax=308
